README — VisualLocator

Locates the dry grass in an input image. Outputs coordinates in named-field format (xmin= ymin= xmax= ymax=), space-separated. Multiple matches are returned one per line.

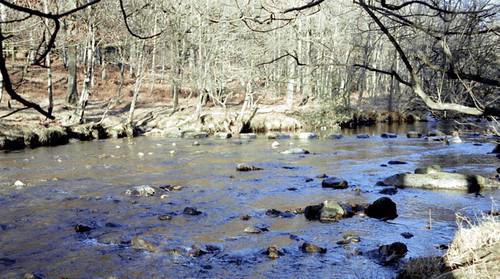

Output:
xmin=399 ymin=210 xmax=499 ymax=279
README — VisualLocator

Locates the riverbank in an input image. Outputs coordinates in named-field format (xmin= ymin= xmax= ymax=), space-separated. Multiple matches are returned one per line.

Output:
xmin=0 ymin=97 xmax=425 ymax=151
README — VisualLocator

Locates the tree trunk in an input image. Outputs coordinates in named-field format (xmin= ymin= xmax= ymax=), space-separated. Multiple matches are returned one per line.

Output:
xmin=66 ymin=45 xmax=78 ymax=105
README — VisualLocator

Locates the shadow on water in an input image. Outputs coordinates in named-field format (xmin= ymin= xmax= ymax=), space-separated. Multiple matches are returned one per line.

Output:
xmin=0 ymin=123 xmax=498 ymax=278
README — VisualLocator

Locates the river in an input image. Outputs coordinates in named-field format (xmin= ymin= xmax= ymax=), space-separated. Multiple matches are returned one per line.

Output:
xmin=0 ymin=123 xmax=498 ymax=278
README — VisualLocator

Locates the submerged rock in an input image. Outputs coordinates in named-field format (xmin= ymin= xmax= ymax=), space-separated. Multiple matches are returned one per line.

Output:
xmin=244 ymin=226 xmax=263 ymax=234
xmin=383 ymin=172 xmax=497 ymax=192
xmin=188 ymin=245 xmax=208 ymax=257
xmin=159 ymin=184 xmax=184 ymax=192
xmin=239 ymin=133 xmax=257 ymax=139
xmin=74 ymin=224 xmax=92 ymax=233
xmin=215 ymin=132 xmax=232 ymax=139
xmin=266 ymin=133 xmax=290 ymax=140
xmin=23 ymin=273 xmax=44 ymax=279
xmin=379 ymin=187 xmax=398 ymax=195
xmin=377 ymin=242 xmax=408 ymax=265
xmin=327 ymin=134 xmax=343 ymax=140
xmin=300 ymin=242 xmax=327 ymax=254
xmin=401 ymin=232 xmax=414 ymax=239
xmin=125 ymin=185 xmax=156 ymax=197
xmin=357 ymin=134 xmax=370 ymax=139
xmin=298 ymin=132 xmax=318 ymax=140
xmin=183 ymin=207 xmax=202 ymax=216
xmin=336 ymin=233 xmax=361 ymax=245
xmin=182 ymin=131 xmax=208 ymax=139
xmin=265 ymin=209 xmax=294 ymax=218
xmin=321 ymin=177 xmax=348 ymax=189
xmin=414 ymin=165 xmax=441 ymax=174
xmin=265 ymin=245 xmax=284 ymax=259
xmin=365 ymin=197 xmax=398 ymax=220
xmin=281 ymin=148 xmax=310 ymax=155
xmin=131 ymin=236 xmax=159 ymax=253
xmin=388 ymin=160 xmax=408 ymax=165
xmin=445 ymin=132 xmax=462 ymax=144
xmin=381 ymin=133 xmax=397 ymax=139
xmin=158 ymin=214 xmax=173 ymax=221
xmin=427 ymin=130 xmax=445 ymax=137
xmin=406 ymin=131 xmax=422 ymax=138
xmin=236 ymin=163 xmax=263 ymax=172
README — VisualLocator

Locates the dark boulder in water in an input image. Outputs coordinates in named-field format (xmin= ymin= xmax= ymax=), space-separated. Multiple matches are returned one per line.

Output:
xmin=321 ymin=177 xmax=348 ymax=189
xmin=74 ymin=224 xmax=92 ymax=233
xmin=381 ymin=133 xmax=397 ymax=139
xmin=365 ymin=197 xmax=398 ymax=220
xmin=379 ymin=187 xmax=398 ymax=195
xmin=183 ymin=207 xmax=202 ymax=216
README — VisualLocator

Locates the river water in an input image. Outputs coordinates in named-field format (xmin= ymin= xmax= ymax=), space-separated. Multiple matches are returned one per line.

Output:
xmin=0 ymin=123 xmax=498 ymax=279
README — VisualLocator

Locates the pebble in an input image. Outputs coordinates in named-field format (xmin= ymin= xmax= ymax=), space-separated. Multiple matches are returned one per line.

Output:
xmin=240 ymin=215 xmax=251 ymax=221
xmin=193 ymin=141 xmax=200 ymax=146
xmin=158 ymin=215 xmax=172 ymax=221
xmin=244 ymin=226 xmax=262 ymax=234
xmin=401 ymin=232 xmax=414 ymax=239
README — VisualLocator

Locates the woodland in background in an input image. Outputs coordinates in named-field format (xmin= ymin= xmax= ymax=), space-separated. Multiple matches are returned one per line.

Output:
xmin=0 ymin=0 xmax=498 ymax=127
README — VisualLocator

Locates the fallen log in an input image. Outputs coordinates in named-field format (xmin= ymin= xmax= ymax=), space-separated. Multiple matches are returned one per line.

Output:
xmin=383 ymin=172 xmax=500 ymax=192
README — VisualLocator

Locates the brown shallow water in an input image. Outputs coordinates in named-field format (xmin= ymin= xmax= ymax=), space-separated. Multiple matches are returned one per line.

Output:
xmin=0 ymin=123 xmax=499 ymax=278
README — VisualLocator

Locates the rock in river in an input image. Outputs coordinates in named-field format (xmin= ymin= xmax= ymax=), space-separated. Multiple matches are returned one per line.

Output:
xmin=377 ymin=242 xmax=408 ymax=265
xmin=365 ymin=197 xmax=398 ymax=220
xmin=236 ymin=163 xmax=263 ymax=172
xmin=125 ymin=185 xmax=156 ymax=197
xmin=321 ymin=177 xmax=348 ymax=189
xmin=265 ymin=245 xmax=284 ymax=259
xmin=281 ymin=148 xmax=310 ymax=155
xmin=240 ymin=133 xmax=257 ymax=139
xmin=244 ymin=226 xmax=263 ymax=234
xmin=304 ymin=200 xmax=353 ymax=222
xmin=74 ymin=224 xmax=92 ymax=233
xmin=492 ymin=144 xmax=500 ymax=154
xmin=388 ymin=160 xmax=408 ymax=165
xmin=414 ymin=165 xmax=441 ymax=174
xmin=183 ymin=207 xmax=202 ymax=216
xmin=383 ymin=171 xmax=498 ymax=192
xmin=300 ymin=242 xmax=327 ymax=254
xmin=298 ymin=132 xmax=318 ymax=140
xmin=357 ymin=134 xmax=370 ymax=139
xmin=381 ymin=133 xmax=397 ymax=139
xmin=131 ymin=236 xmax=159 ymax=253
xmin=406 ymin=131 xmax=422 ymax=138
xmin=379 ymin=187 xmax=398 ymax=195
xmin=215 ymin=132 xmax=232 ymax=139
